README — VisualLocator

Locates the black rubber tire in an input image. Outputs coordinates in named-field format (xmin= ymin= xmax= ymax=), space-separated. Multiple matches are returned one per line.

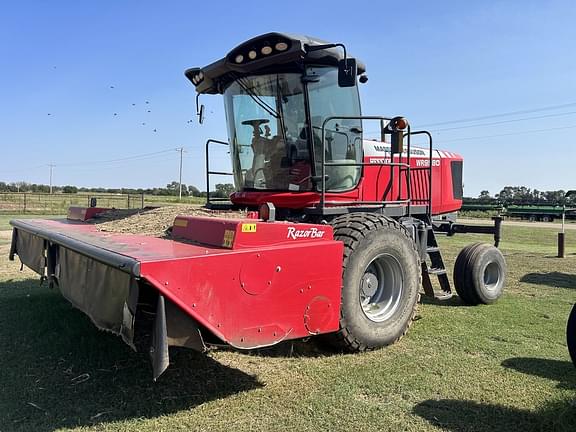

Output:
xmin=453 ymin=243 xmax=506 ymax=305
xmin=453 ymin=242 xmax=485 ymax=305
xmin=567 ymin=304 xmax=576 ymax=367
xmin=326 ymin=213 xmax=421 ymax=352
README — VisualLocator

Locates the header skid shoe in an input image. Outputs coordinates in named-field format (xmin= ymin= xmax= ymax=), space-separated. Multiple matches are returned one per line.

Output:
xmin=9 ymin=216 xmax=343 ymax=378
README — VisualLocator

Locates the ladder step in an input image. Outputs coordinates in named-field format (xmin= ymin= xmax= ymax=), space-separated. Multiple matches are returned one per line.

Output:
xmin=427 ymin=267 xmax=447 ymax=276
xmin=426 ymin=246 xmax=440 ymax=253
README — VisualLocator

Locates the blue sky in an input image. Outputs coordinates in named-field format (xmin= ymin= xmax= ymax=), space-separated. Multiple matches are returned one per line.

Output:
xmin=1 ymin=0 xmax=575 ymax=196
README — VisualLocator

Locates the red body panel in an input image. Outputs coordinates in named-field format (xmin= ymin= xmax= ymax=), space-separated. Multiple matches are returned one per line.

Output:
xmin=16 ymin=217 xmax=343 ymax=348
xmin=67 ymin=207 xmax=110 ymax=221
xmin=172 ymin=216 xmax=332 ymax=249
xmin=230 ymin=140 xmax=463 ymax=215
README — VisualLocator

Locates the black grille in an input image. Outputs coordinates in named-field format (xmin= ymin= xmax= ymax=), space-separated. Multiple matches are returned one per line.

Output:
xmin=451 ymin=161 xmax=463 ymax=199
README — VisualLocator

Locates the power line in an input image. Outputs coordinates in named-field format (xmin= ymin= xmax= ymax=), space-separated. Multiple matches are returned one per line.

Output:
xmin=56 ymin=148 xmax=181 ymax=167
xmin=429 ymin=110 xmax=576 ymax=133
xmin=364 ymin=107 xmax=576 ymax=135
xmin=0 ymin=149 xmax=186 ymax=181
xmin=0 ymin=163 xmax=52 ymax=175
xmin=438 ymin=123 xmax=576 ymax=143
xmin=59 ymin=154 xmax=181 ymax=171
xmin=66 ymin=153 xmax=180 ymax=167
xmin=416 ymin=101 xmax=576 ymax=128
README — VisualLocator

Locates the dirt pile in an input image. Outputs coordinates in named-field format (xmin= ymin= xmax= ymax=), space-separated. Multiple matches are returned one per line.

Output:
xmin=90 ymin=205 xmax=247 ymax=237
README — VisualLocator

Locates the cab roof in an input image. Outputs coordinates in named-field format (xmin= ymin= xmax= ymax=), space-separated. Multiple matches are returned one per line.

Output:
xmin=185 ymin=32 xmax=366 ymax=94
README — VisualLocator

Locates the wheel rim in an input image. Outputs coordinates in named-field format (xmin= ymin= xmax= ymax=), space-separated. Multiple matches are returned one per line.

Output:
xmin=359 ymin=253 xmax=404 ymax=322
xmin=483 ymin=262 xmax=501 ymax=291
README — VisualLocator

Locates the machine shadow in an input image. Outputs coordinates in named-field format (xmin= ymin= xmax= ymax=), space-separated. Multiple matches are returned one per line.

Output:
xmin=0 ymin=279 xmax=262 ymax=432
xmin=242 ymin=338 xmax=343 ymax=358
xmin=237 ymin=340 xmax=328 ymax=358
xmin=413 ymin=398 xmax=576 ymax=432
xmin=419 ymin=295 xmax=467 ymax=308
xmin=501 ymin=357 xmax=576 ymax=390
xmin=520 ymin=272 xmax=576 ymax=289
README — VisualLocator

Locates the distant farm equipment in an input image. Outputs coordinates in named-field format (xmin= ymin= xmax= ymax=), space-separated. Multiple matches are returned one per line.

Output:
xmin=461 ymin=202 xmax=576 ymax=222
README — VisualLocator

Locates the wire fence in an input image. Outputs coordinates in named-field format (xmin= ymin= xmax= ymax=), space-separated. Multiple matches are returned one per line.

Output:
xmin=0 ymin=193 xmax=145 ymax=214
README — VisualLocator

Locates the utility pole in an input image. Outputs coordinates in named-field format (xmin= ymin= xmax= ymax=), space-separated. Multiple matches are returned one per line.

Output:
xmin=48 ymin=164 xmax=55 ymax=194
xmin=176 ymin=147 xmax=185 ymax=201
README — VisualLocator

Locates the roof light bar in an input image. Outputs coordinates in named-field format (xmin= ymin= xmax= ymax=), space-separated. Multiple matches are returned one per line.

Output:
xmin=275 ymin=42 xmax=288 ymax=51
xmin=228 ymin=39 xmax=291 ymax=66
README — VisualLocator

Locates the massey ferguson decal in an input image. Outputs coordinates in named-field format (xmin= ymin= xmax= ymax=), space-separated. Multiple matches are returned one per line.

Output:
xmin=287 ymin=226 xmax=326 ymax=240
xmin=368 ymin=157 xmax=440 ymax=166
xmin=362 ymin=140 xmax=460 ymax=160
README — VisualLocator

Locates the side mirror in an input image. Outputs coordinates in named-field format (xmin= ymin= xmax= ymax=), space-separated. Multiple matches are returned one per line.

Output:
xmin=198 ymin=104 xmax=205 ymax=124
xmin=338 ymin=58 xmax=357 ymax=87
xmin=195 ymin=93 xmax=205 ymax=125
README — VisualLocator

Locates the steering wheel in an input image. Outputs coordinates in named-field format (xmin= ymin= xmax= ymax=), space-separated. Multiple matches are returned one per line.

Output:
xmin=242 ymin=119 xmax=270 ymax=138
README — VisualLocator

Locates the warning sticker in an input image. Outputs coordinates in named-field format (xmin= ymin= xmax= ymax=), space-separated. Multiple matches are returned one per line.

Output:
xmin=241 ymin=223 xmax=257 ymax=233
xmin=222 ymin=229 xmax=235 ymax=248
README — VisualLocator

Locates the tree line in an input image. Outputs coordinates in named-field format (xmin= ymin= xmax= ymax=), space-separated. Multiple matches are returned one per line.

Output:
xmin=3 ymin=181 xmax=572 ymax=205
xmin=468 ymin=186 xmax=576 ymax=206
xmin=0 ymin=181 xmax=236 ymax=199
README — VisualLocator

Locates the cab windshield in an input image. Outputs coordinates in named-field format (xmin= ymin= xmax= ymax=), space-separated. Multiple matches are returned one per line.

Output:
xmin=223 ymin=67 xmax=362 ymax=192
xmin=224 ymin=73 xmax=310 ymax=191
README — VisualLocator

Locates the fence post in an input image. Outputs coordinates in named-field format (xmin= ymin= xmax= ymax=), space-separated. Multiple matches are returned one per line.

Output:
xmin=23 ymin=193 xmax=27 ymax=213
xmin=127 ymin=194 xmax=131 ymax=209
xmin=141 ymin=193 xmax=144 ymax=209
xmin=559 ymin=206 xmax=566 ymax=258
xmin=558 ymin=232 xmax=566 ymax=258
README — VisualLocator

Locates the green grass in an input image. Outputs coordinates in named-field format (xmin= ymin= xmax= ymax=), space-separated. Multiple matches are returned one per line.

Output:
xmin=0 ymin=214 xmax=66 ymax=232
xmin=0 ymin=224 xmax=575 ymax=431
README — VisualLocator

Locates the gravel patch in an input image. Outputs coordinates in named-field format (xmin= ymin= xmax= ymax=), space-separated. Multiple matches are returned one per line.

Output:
xmin=89 ymin=206 xmax=247 ymax=237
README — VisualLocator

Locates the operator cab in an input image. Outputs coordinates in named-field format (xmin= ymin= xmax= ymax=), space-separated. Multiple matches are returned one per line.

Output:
xmin=186 ymin=33 xmax=366 ymax=205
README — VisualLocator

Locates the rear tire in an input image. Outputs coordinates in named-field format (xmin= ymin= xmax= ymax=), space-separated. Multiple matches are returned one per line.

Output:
xmin=454 ymin=243 xmax=506 ymax=305
xmin=326 ymin=213 xmax=421 ymax=352
xmin=453 ymin=242 xmax=484 ymax=305
xmin=567 ymin=304 xmax=576 ymax=367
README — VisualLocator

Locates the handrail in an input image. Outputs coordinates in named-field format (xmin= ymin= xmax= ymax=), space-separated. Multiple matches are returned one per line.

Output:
xmin=204 ymin=125 xmax=435 ymax=217
xmin=408 ymin=131 xmax=433 ymax=218
xmin=319 ymin=115 xmax=417 ymax=215
xmin=205 ymin=139 xmax=233 ymax=206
